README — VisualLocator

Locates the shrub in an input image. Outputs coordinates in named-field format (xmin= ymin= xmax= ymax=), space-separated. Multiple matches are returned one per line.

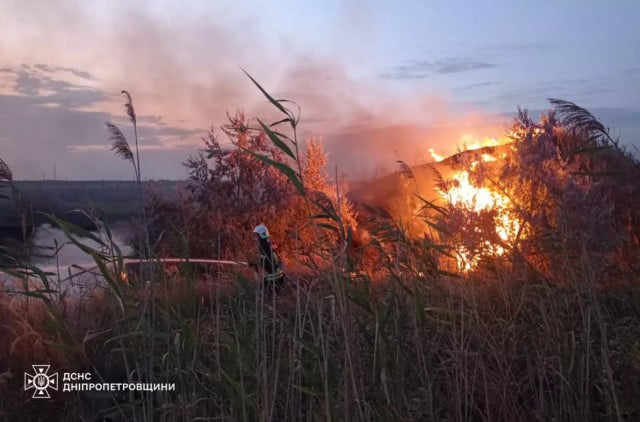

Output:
xmin=146 ymin=111 xmax=357 ymax=267
xmin=416 ymin=100 xmax=640 ymax=280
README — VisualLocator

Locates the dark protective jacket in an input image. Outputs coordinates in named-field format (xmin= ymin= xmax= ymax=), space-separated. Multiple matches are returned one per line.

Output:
xmin=257 ymin=237 xmax=284 ymax=282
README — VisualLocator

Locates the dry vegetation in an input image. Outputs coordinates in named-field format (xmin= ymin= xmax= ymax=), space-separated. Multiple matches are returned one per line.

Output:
xmin=1 ymin=77 xmax=640 ymax=422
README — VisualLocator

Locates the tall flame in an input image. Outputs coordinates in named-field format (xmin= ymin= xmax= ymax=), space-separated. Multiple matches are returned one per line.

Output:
xmin=432 ymin=136 xmax=520 ymax=272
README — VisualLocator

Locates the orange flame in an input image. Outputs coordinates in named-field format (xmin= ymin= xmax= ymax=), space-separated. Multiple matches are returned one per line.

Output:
xmin=429 ymin=135 xmax=509 ymax=163
xmin=433 ymin=136 xmax=521 ymax=272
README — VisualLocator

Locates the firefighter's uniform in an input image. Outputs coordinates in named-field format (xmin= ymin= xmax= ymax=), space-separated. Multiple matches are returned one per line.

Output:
xmin=253 ymin=224 xmax=284 ymax=294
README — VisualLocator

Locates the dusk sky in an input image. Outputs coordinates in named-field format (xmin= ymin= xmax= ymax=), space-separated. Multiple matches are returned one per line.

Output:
xmin=1 ymin=0 xmax=638 ymax=180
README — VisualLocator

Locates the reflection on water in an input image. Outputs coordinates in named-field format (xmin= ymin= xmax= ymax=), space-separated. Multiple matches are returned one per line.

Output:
xmin=29 ymin=222 xmax=134 ymax=271
xmin=0 ymin=222 xmax=134 ymax=296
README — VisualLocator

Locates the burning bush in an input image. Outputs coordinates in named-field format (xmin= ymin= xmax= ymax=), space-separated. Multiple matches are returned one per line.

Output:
xmin=146 ymin=110 xmax=357 ymax=267
xmin=346 ymin=99 xmax=640 ymax=281
xmin=425 ymin=100 xmax=640 ymax=280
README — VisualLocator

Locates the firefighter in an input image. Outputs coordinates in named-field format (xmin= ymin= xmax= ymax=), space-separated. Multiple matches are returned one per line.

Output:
xmin=253 ymin=223 xmax=285 ymax=295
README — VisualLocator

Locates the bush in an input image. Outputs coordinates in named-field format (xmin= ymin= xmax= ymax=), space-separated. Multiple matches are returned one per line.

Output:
xmin=146 ymin=110 xmax=357 ymax=267
xmin=425 ymin=101 xmax=640 ymax=281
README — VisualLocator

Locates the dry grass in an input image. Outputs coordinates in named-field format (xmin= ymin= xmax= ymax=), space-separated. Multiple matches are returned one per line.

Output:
xmin=1 ymin=261 xmax=639 ymax=421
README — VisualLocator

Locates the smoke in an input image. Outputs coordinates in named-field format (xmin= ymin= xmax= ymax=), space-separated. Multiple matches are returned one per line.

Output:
xmin=243 ymin=57 xmax=509 ymax=180
xmin=0 ymin=0 xmax=510 ymax=180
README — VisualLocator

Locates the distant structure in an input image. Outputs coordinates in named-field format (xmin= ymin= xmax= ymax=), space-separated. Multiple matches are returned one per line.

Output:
xmin=43 ymin=161 xmax=57 ymax=180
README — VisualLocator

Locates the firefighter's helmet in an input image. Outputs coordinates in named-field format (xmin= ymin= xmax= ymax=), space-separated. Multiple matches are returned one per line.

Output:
xmin=253 ymin=223 xmax=270 ymax=239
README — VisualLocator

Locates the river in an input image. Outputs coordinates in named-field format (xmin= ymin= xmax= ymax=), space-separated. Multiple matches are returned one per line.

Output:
xmin=1 ymin=222 xmax=134 ymax=296
xmin=29 ymin=222 xmax=134 ymax=269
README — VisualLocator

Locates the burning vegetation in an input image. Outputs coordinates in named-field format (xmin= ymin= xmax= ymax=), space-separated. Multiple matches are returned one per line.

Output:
xmin=2 ymin=78 xmax=640 ymax=421
xmin=429 ymin=137 xmax=518 ymax=271
xmin=349 ymin=100 xmax=640 ymax=282
xmin=141 ymin=91 xmax=640 ymax=284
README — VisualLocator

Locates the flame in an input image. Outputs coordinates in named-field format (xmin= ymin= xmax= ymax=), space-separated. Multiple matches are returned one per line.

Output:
xmin=428 ymin=148 xmax=445 ymax=162
xmin=433 ymin=137 xmax=521 ymax=272
xmin=429 ymin=136 xmax=509 ymax=163
xmin=445 ymin=171 xmax=507 ymax=212
xmin=460 ymin=134 xmax=500 ymax=151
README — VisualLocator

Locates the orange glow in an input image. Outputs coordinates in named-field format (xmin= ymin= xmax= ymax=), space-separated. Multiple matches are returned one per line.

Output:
xmin=433 ymin=138 xmax=521 ymax=272
xmin=428 ymin=148 xmax=446 ymax=162
xmin=444 ymin=171 xmax=507 ymax=212
xmin=459 ymin=134 xmax=500 ymax=150
xmin=430 ymin=135 xmax=510 ymax=164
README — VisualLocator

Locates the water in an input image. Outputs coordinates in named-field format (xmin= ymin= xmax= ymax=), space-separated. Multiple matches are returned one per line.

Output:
xmin=29 ymin=222 xmax=133 ymax=270
xmin=1 ymin=222 xmax=133 ymax=296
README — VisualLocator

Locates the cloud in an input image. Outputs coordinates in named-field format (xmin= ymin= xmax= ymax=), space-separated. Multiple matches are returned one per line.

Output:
xmin=1 ymin=65 xmax=106 ymax=107
xmin=379 ymin=70 xmax=429 ymax=81
xmin=457 ymin=81 xmax=501 ymax=91
xmin=0 ymin=2 xmax=511 ymax=181
xmin=381 ymin=57 xmax=496 ymax=80
xmin=0 ymin=65 xmax=203 ymax=179
xmin=0 ymin=55 xmax=512 ymax=180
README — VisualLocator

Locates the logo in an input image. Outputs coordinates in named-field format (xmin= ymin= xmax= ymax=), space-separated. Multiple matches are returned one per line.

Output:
xmin=24 ymin=365 xmax=58 ymax=399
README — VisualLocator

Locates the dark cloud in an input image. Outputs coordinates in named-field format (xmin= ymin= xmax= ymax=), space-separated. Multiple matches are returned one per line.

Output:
xmin=137 ymin=115 xmax=167 ymax=126
xmin=379 ymin=70 xmax=429 ymax=81
xmin=381 ymin=57 xmax=496 ymax=80
xmin=430 ymin=58 xmax=496 ymax=74
xmin=457 ymin=81 xmax=501 ymax=91
xmin=58 ymin=67 xmax=94 ymax=81
xmin=33 ymin=63 xmax=54 ymax=72
xmin=4 ymin=66 xmax=107 ymax=109
xmin=31 ymin=64 xmax=95 ymax=81
xmin=0 ymin=66 xmax=203 ymax=180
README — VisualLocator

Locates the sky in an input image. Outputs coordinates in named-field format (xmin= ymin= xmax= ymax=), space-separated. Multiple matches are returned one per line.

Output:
xmin=0 ymin=0 xmax=638 ymax=180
